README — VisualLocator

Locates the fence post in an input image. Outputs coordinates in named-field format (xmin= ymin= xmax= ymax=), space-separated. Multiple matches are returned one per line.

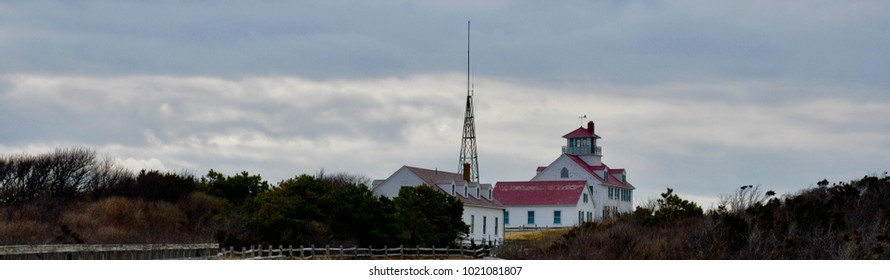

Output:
xmin=300 ymin=245 xmax=305 ymax=259
xmin=288 ymin=245 xmax=293 ymax=258
xmin=339 ymin=244 xmax=344 ymax=259
xmin=311 ymin=244 xmax=315 ymax=259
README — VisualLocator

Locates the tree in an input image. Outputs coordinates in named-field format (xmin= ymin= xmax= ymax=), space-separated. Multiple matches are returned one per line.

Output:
xmin=319 ymin=180 xmax=398 ymax=246
xmin=650 ymin=188 xmax=703 ymax=224
xmin=134 ymin=170 xmax=197 ymax=202
xmin=199 ymin=170 xmax=269 ymax=204
xmin=231 ymin=174 xmax=398 ymax=247
xmin=716 ymin=184 xmax=775 ymax=214
xmin=394 ymin=185 xmax=468 ymax=247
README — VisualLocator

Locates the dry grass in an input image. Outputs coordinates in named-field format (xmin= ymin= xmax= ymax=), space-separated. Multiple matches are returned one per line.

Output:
xmin=505 ymin=228 xmax=570 ymax=241
xmin=60 ymin=196 xmax=207 ymax=244
xmin=0 ymin=219 xmax=54 ymax=245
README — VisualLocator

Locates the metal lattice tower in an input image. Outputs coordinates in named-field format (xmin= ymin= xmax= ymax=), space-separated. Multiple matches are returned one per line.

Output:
xmin=459 ymin=21 xmax=479 ymax=183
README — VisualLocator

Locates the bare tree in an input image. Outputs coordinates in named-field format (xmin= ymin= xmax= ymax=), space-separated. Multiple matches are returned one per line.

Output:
xmin=717 ymin=185 xmax=774 ymax=213
xmin=315 ymin=168 xmax=371 ymax=187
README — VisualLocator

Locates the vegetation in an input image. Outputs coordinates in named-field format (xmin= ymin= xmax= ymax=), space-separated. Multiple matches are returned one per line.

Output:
xmin=5 ymin=147 xmax=890 ymax=259
xmin=0 ymin=148 xmax=466 ymax=248
xmin=394 ymin=185 xmax=468 ymax=247
xmin=502 ymin=174 xmax=890 ymax=259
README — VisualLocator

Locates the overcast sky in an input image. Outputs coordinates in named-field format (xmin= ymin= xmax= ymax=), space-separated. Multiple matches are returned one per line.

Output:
xmin=2 ymin=1 xmax=889 ymax=207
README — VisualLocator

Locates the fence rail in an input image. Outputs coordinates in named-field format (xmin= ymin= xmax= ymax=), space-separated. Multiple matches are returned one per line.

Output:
xmin=0 ymin=243 xmax=499 ymax=260
xmin=218 ymin=244 xmax=497 ymax=260
xmin=0 ymin=243 xmax=219 ymax=260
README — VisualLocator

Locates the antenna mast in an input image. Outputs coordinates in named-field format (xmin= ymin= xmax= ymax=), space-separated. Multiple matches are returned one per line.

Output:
xmin=459 ymin=21 xmax=480 ymax=182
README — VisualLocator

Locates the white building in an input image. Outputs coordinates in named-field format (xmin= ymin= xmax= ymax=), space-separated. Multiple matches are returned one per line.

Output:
xmin=494 ymin=121 xmax=635 ymax=228
xmin=371 ymin=166 xmax=505 ymax=244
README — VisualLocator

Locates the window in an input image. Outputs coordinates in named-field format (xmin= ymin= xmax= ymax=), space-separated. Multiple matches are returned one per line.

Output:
xmin=560 ymin=167 xmax=569 ymax=178
xmin=608 ymin=187 xmax=613 ymax=200
xmin=554 ymin=210 xmax=561 ymax=224
xmin=476 ymin=188 xmax=480 ymax=198
xmin=483 ymin=216 xmax=487 ymax=235
xmin=583 ymin=193 xmax=589 ymax=203
xmin=603 ymin=206 xmax=618 ymax=219
xmin=495 ymin=217 xmax=499 ymax=235
xmin=527 ymin=211 xmax=535 ymax=225
xmin=579 ymin=211 xmax=583 ymax=223
xmin=471 ymin=215 xmax=475 ymax=233
xmin=504 ymin=211 xmax=510 ymax=225
xmin=587 ymin=212 xmax=592 ymax=221
xmin=451 ymin=185 xmax=455 ymax=195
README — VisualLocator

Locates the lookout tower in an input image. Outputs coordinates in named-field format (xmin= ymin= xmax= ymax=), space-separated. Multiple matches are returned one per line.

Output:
xmin=562 ymin=121 xmax=603 ymax=166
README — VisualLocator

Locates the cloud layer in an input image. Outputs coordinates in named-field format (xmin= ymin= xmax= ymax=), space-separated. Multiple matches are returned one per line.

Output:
xmin=3 ymin=74 xmax=889 ymax=207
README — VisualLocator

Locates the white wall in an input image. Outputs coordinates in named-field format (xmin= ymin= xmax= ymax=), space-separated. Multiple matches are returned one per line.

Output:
xmin=464 ymin=205 xmax=504 ymax=244
xmin=372 ymin=167 xmax=424 ymax=198
xmin=530 ymin=154 xmax=634 ymax=221
xmin=375 ymin=167 xmax=505 ymax=244
xmin=503 ymin=205 xmax=577 ymax=228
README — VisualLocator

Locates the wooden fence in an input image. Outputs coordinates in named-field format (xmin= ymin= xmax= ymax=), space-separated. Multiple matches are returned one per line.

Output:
xmin=0 ymin=243 xmax=219 ymax=260
xmin=218 ymin=244 xmax=498 ymax=260
xmin=0 ymin=243 xmax=500 ymax=260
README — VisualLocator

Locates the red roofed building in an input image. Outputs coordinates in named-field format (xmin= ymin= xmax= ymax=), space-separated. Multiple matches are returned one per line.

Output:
xmin=494 ymin=121 xmax=635 ymax=228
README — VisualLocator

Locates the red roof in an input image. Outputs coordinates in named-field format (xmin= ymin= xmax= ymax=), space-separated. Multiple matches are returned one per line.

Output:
xmin=562 ymin=127 xmax=600 ymax=139
xmin=564 ymin=155 xmax=635 ymax=190
xmin=494 ymin=181 xmax=587 ymax=206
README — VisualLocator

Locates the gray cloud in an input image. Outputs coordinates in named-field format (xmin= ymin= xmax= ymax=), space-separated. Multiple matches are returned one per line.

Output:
xmin=6 ymin=74 xmax=889 ymax=208
xmin=3 ymin=1 xmax=888 ymax=93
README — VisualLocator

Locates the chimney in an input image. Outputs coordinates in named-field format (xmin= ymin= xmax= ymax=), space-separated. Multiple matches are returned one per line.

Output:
xmin=463 ymin=162 xmax=471 ymax=181
xmin=587 ymin=121 xmax=595 ymax=134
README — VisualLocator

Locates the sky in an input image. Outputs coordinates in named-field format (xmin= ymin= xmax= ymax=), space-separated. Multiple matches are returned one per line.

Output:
xmin=2 ymin=1 xmax=889 ymax=208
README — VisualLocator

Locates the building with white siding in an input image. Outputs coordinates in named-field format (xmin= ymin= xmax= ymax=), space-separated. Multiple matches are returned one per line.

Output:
xmin=494 ymin=121 xmax=635 ymax=228
xmin=372 ymin=166 xmax=505 ymax=244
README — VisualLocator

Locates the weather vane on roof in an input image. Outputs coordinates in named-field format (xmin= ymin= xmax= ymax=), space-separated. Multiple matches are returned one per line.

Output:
xmin=579 ymin=114 xmax=587 ymax=127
